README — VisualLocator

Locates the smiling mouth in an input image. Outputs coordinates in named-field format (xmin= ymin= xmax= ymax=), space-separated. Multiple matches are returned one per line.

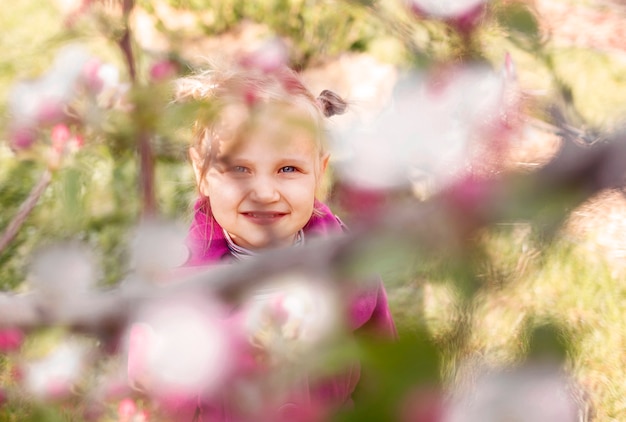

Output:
xmin=242 ymin=212 xmax=287 ymax=222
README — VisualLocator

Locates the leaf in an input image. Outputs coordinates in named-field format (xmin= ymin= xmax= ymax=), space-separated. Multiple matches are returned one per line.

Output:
xmin=495 ymin=2 xmax=540 ymax=43
xmin=336 ymin=329 xmax=441 ymax=421
xmin=60 ymin=167 xmax=84 ymax=230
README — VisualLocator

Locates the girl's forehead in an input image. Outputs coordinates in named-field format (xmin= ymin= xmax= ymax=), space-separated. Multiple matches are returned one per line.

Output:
xmin=212 ymin=101 xmax=323 ymax=153
xmin=217 ymin=124 xmax=319 ymax=159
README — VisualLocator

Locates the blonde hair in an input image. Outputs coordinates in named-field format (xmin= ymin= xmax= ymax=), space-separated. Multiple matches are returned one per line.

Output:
xmin=175 ymin=60 xmax=347 ymax=200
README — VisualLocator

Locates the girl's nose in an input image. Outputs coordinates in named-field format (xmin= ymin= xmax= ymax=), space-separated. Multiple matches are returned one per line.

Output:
xmin=249 ymin=176 xmax=280 ymax=203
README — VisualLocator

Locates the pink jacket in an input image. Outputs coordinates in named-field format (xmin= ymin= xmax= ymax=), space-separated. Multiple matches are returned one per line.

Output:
xmin=177 ymin=199 xmax=396 ymax=421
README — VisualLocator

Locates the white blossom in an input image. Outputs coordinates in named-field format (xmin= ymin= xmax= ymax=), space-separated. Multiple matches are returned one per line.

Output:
xmin=8 ymin=44 xmax=90 ymax=127
xmin=242 ymin=272 xmax=340 ymax=364
xmin=445 ymin=365 xmax=580 ymax=422
xmin=129 ymin=220 xmax=190 ymax=282
xmin=333 ymin=64 xmax=511 ymax=191
xmin=29 ymin=243 xmax=97 ymax=300
xmin=408 ymin=0 xmax=486 ymax=19
xmin=125 ymin=296 xmax=230 ymax=397
xmin=23 ymin=339 xmax=89 ymax=399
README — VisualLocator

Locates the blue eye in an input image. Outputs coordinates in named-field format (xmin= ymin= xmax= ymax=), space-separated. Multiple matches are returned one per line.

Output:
xmin=279 ymin=166 xmax=297 ymax=173
xmin=232 ymin=166 xmax=249 ymax=173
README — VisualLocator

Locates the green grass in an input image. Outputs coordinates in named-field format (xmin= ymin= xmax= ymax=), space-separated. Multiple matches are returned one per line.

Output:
xmin=385 ymin=223 xmax=626 ymax=421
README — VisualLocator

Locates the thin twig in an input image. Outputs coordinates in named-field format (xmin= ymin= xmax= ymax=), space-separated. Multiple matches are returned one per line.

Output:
xmin=117 ymin=0 xmax=157 ymax=217
xmin=0 ymin=170 xmax=52 ymax=257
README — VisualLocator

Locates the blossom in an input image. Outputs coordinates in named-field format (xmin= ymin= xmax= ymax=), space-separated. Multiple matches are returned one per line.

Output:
xmin=8 ymin=44 xmax=90 ymax=129
xmin=51 ymin=124 xmax=84 ymax=152
xmin=0 ymin=328 xmax=25 ymax=353
xmin=7 ymin=127 xmax=36 ymax=151
xmin=407 ymin=0 xmax=487 ymax=34
xmin=445 ymin=364 xmax=580 ymax=422
xmin=117 ymin=398 xmax=150 ymax=422
xmin=22 ymin=340 xmax=90 ymax=400
xmin=7 ymin=44 xmax=124 ymax=152
xmin=128 ymin=220 xmax=189 ymax=283
xmin=239 ymin=37 xmax=289 ymax=74
xmin=125 ymin=296 xmax=231 ymax=398
xmin=29 ymin=243 xmax=97 ymax=303
xmin=333 ymin=64 xmax=518 ymax=194
xmin=149 ymin=60 xmax=179 ymax=83
xmin=242 ymin=272 xmax=340 ymax=365
xmin=82 ymin=59 xmax=120 ymax=95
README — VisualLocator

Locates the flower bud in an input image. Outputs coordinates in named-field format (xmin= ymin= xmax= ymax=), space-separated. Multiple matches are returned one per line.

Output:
xmin=51 ymin=123 xmax=71 ymax=153
xmin=149 ymin=60 xmax=178 ymax=83
xmin=8 ymin=126 xmax=37 ymax=151
xmin=0 ymin=328 xmax=25 ymax=353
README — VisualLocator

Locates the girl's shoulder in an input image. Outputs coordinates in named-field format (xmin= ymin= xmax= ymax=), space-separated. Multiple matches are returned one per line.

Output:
xmin=304 ymin=201 xmax=347 ymax=236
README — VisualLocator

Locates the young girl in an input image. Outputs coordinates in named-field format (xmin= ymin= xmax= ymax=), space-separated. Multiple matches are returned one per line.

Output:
xmin=174 ymin=60 xmax=396 ymax=421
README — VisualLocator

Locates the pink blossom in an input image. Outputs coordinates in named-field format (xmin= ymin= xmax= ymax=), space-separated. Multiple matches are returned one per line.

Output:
xmin=51 ymin=124 xmax=84 ymax=153
xmin=8 ymin=127 xmax=37 ymax=151
xmin=149 ymin=60 xmax=178 ymax=82
xmin=8 ymin=44 xmax=90 ymax=130
xmin=74 ymin=133 xmax=85 ymax=148
xmin=82 ymin=59 xmax=122 ymax=109
xmin=117 ymin=398 xmax=150 ymax=422
xmin=82 ymin=401 xmax=106 ymax=422
xmin=503 ymin=51 xmax=517 ymax=83
xmin=449 ymin=2 xmax=486 ymax=35
xmin=239 ymin=37 xmax=289 ymax=73
xmin=334 ymin=183 xmax=389 ymax=221
xmin=0 ymin=328 xmax=24 ymax=353
xmin=51 ymin=123 xmax=71 ymax=153
xmin=242 ymin=273 xmax=341 ymax=365
xmin=82 ymin=59 xmax=105 ymax=93
xmin=407 ymin=0 xmax=487 ymax=34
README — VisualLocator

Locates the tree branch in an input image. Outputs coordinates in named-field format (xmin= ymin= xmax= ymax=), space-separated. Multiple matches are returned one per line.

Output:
xmin=0 ymin=170 xmax=52 ymax=257
xmin=1 ymin=130 xmax=625 ymax=337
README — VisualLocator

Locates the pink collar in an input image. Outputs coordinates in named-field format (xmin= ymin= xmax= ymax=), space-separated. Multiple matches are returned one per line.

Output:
xmin=184 ymin=199 xmax=344 ymax=266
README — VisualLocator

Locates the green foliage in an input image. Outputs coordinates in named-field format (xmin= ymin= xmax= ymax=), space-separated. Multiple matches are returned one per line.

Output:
xmin=145 ymin=0 xmax=384 ymax=67
xmin=492 ymin=1 xmax=541 ymax=46
xmin=338 ymin=330 xmax=440 ymax=422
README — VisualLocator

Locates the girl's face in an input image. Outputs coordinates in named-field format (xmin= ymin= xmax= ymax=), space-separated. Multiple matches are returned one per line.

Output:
xmin=191 ymin=109 xmax=329 ymax=250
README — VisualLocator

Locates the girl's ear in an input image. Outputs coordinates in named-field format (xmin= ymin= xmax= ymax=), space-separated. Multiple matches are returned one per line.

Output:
xmin=315 ymin=152 xmax=332 ymax=199
xmin=319 ymin=152 xmax=330 ymax=177
xmin=189 ymin=147 xmax=210 ymax=197
xmin=317 ymin=152 xmax=330 ymax=183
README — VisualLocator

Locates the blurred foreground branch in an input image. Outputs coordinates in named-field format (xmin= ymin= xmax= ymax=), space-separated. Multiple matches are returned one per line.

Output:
xmin=1 ymin=131 xmax=625 ymax=337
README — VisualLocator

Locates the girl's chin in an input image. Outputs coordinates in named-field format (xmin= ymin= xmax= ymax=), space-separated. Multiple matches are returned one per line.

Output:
xmin=231 ymin=234 xmax=296 ymax=251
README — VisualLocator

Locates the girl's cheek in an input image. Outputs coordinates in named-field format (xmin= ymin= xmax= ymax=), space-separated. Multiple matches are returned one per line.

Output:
xmin=213 ymin=176 xmax=251 ymax=198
